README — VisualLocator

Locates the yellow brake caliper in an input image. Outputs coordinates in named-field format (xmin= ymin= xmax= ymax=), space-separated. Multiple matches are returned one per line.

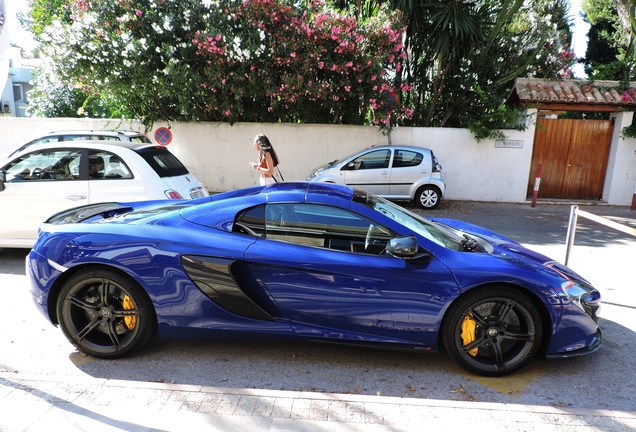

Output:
xmin=123 ymin=295 xmax=136 ymax=330
xmin=461 ymin=314 xmax=478 ymax=356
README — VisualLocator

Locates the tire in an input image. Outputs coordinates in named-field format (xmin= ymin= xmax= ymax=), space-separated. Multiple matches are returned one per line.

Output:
xmin=441 ymin=286 xmax=543 ymax=377
xmin=56 ymin=268 xmax=156 ymax=359
xmin=415 ymin=185 xmax=441 ymax=209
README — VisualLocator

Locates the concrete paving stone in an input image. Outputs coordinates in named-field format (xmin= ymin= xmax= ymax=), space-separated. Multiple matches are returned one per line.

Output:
xmin=271 ymin=396 xmax=294 ymax=418
xmin=289 ymin=397 xmax=311 ymax=419
xmin=324 ymin=399 xmax=348 ymax=422
xmin=215 ymin=393 xmax=242 ymax=415
xmin=72 ymin=386 xmax=108 ymax=406
xmin=344 ymin=401 xmax=366 ymax=423
xmin=138 ymin=388 xmax=174 ymax=409
xmin=308 ymin=399 xmax=330 ymax=421
xmin=235 ymin=394 xmax=260 ymax=415
xmin=252 ymin=396 xmax=277 ymax=417
xmin=197 ymin=391 xmax=225 ymax=413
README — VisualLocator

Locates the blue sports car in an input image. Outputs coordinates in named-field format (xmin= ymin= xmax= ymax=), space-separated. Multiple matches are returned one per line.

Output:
xmin=26 ymin=182 xmax=602 ymax=376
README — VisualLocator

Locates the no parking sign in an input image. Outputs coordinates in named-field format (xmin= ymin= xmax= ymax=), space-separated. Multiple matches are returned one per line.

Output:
xmin=154 ymin=127 xmax=172 ymax=145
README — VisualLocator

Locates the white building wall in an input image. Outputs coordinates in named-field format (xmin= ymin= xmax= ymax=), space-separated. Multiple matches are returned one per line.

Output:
xmin=1 ymin=114 xmax=634 ymax=206
xmin=606 ymin=112 xmax=636 ymax=205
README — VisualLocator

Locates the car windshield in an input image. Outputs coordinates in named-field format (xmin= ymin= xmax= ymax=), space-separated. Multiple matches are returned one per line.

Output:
xmin=353 ymin=189 xmax=464 ymax=249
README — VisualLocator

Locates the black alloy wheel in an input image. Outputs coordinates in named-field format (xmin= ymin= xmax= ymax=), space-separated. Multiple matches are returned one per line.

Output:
xmin=56 ymin=269 xmax=156 ymax=359
xmin=442 ymin=286 xmax=543 ymax=377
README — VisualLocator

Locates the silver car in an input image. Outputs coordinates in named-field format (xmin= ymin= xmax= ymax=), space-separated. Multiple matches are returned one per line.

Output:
xmin=0 ymin=140 xmax=208 ymax=248
xmin=307 ymin=145 xmax=445 ymax=209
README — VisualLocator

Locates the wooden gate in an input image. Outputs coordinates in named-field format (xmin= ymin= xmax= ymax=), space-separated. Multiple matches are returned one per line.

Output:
xmin=527 ymin=117 xmax=614 ymax=200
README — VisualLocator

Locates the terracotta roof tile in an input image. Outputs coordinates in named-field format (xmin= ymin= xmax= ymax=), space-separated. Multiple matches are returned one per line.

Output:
xmin=508 ymin=78 xmax=636 ymax=108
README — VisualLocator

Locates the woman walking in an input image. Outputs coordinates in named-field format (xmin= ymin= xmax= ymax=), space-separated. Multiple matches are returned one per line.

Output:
xmin=250 ymin=133 xmax=280 ymax=185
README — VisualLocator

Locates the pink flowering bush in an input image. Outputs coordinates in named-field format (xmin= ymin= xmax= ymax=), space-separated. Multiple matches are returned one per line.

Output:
xmin=33 ymin=0 xmax=410 ymax=129
xmin=192 ymin=0 xmax=410 ymax=126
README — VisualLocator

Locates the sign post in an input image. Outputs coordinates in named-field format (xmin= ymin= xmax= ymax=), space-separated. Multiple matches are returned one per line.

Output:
xmin=531 ymin=163 xmax=543 ymax=208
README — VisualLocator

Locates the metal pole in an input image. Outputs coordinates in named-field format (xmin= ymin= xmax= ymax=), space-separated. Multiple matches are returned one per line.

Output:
xmin=531 ymin=163 xmax=543 ymax=208
xmin=564 ymin=205 xmax=579 ymax=266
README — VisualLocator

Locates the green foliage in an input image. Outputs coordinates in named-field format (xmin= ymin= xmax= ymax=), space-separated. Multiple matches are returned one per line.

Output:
xmin=582 ymin=0 xmax=627 ymax=80
xmin=27 ymin=69 xmax=88 ymax=118
xmin=621 ymin=118 xmax=636 ymax=139
xmin=384 ymin=0 xmax=575 ymax=140
xmin=27 ymin=68 xmax=130 ymax=119
xmin=467 ymin=86 xmax=526 ymax=142
xmin=30 ymin=0 xmax=410 ymax=130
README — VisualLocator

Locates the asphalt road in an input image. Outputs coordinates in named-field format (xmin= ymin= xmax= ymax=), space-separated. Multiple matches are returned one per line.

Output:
xmin=1 ymin=200 xmax=635 ymax=413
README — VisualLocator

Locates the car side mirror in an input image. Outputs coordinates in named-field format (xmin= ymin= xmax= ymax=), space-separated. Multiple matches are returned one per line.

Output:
xmin=386 ymin=236 xmax=431 ymax=260
xmin=0 ymin=170 xmax=5 ymax=192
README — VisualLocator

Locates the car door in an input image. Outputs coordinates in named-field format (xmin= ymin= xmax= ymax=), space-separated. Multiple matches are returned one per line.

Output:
xmin=0 ymin=148 xmax=88 ymax=246
xmin=389 ymin=149 xmax=430 ymax=197
xmin=341 ymin=149 xmax=391 ymax=195
xmin=242 ymin=203 xmax=458 ymax=347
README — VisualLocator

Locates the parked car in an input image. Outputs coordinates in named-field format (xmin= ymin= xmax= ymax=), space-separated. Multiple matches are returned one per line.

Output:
xmin=27 ymin=182 xmax=602 ymax=376
xmin=0 ymin=140 xmax=208 ymax=248
xmin=2 ymin=130 xmax=152 ymax=160
xmin=306 ymin=145 xmax=446 ymax=209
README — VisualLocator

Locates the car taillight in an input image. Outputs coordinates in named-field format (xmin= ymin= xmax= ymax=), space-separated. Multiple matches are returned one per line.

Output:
xmin=432 ymin=154 xmax=442 ymax=172
xmin=166 ymin=190 xmax=183 ymax=199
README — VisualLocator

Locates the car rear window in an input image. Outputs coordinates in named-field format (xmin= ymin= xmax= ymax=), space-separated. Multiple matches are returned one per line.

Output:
xmin=136 ymin=147 xmax=189 ymax=177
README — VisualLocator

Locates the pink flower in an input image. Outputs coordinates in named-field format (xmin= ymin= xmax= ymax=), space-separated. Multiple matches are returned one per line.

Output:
xmin=135 ymin=10 xmax=143 ymax=17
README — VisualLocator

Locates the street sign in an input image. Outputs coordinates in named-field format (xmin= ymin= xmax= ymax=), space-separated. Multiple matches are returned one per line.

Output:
xmin=154 ymin=127 xmax=172 ymax=146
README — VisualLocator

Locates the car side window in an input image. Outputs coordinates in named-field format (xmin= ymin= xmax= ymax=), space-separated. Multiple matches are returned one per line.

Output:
xmin=347 ymin=149 xmax=390 ymax=170
xmin=233 ymin=205 xmax=266 ymax=237
xmin=392 ymin=150 xmax=423 ymax=168
xmin=88 ymin=151 xmax=133 ymax=180
xmin=262 ymin=203 xmax=393 ymax=255
xmin=2 ymin=149 xmax=83 ymax=181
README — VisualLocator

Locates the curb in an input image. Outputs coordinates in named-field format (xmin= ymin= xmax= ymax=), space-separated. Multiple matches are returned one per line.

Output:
xmin=2 ymin=371 xmax=635 ymax=421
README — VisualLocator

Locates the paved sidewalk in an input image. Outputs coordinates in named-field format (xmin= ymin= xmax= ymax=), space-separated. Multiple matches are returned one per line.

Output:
xmin=1 ymin=372 xmax=635 ymax=432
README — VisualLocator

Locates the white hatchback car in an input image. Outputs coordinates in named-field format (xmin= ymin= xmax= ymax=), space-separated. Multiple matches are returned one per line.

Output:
xmin=307 ymin=145 xmax=446 ymax=209
xmin=0 ymin=141 xmax=208 ymax=248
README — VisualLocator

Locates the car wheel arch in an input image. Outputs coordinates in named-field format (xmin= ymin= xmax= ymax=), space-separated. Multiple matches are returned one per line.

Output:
xmin=414 ymin=184 xmax=443 ymax=209
xmin=47 ymin=263 xmax=152 ymax=325
xmin=54 ymin=265 xmax=158 ymax=358
xmin=438 ymin=282 xmax=553 ymax=361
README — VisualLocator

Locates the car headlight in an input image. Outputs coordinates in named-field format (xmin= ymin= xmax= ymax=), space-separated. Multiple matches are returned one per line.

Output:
xmin=547 ymin=262 xmax=601 ymax=322
xmin=307 ymin=168 xmax=326 ymax=180
xmin=558 ymin=279 xmax=601 ymax=322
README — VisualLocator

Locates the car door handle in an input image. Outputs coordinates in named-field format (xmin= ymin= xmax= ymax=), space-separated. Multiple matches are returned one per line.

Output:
xmin=66 ymin=195 xmax=87 ymax=201
xmin=382 ymin=170 xmax=388 ymax=175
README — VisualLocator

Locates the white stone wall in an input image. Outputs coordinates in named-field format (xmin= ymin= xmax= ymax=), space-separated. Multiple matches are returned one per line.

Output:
xmin=1 ymin=114 xmax=634 ymax=206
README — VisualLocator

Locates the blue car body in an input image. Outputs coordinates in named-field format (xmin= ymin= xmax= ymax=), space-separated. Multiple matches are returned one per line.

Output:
xmin=26 ymin=182 xmax=601 ymax=376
